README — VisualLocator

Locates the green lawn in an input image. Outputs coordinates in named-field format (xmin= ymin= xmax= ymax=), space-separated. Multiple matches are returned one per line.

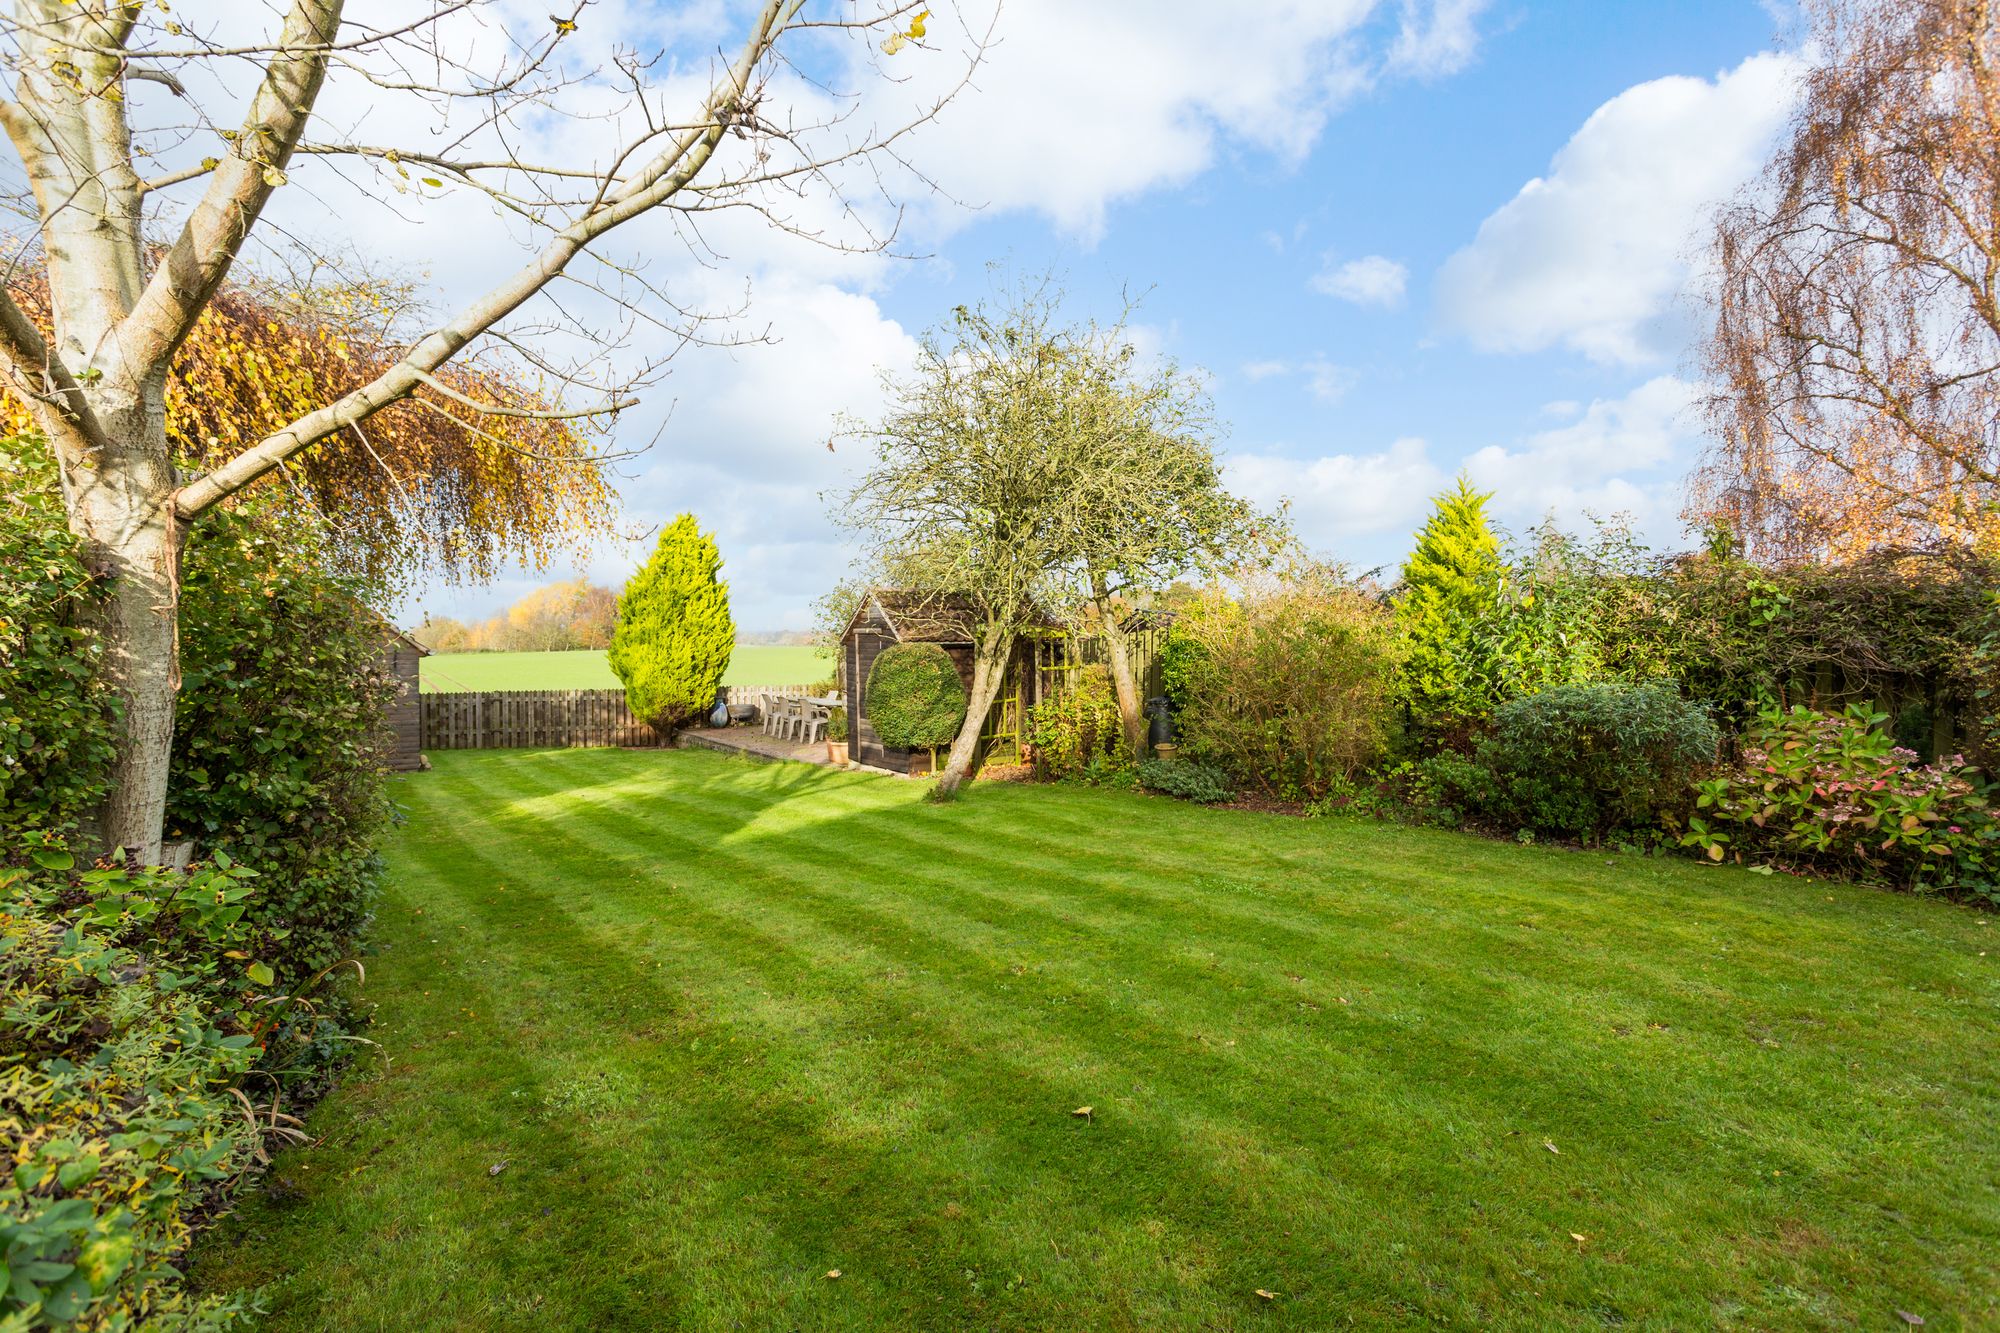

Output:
xmin=193 ymin=749 xmax=2000 ymax=1330
xmin=418 ymin=645 xmax=830 ymax=692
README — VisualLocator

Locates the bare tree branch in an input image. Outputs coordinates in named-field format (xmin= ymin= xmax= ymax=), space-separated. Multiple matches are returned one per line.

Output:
xmin=121 ymin=0 xmax=342 ymax=372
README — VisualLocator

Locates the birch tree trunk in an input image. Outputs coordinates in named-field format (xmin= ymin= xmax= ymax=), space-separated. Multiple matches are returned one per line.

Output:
xmin=66 ymin=415 xmax=182 ymax=862
xmin=935 ymin=632 xmax=1011 ymax=795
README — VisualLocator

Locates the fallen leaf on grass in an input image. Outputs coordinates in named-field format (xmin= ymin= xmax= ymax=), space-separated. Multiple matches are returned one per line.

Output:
xmin=1896 ymin=1313 xmax=1924 ymax=1327
xmin=1544 ymin=1142 xmax=1560 ymax=1155
xmin=1071 ymin=1106 xmax=1093 ymax=1119
xmin=825 ymin=1269 xmax=842 ymax=1280
xmin=488 ymin=1161 xmax=507 ymax=1177
xmin=1570 ymin=1233 xmax=1587 ymax=1245
xmin=1255 ymin=1289 xmax=1279 ymax=1301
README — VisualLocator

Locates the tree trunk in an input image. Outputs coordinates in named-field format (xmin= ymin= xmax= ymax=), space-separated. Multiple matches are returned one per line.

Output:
xmin=1097 ymin=600 xmax=1146 ymax=759
xmin=936 ymin=632 xmax=1012 ymax=795
xmin=66 ymin=410 xmax=182 ymax=863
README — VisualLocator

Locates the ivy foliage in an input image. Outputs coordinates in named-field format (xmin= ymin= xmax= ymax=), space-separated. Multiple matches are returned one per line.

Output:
xmin=610 ymin=514 xmax=735 ymax=732
xmin=865 ymin=643 xmax=966 ymax=748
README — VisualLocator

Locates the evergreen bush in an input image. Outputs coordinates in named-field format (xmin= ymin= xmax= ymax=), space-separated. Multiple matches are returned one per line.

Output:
xmin=1137 ymin=758 xmax=1234 ymax=804
xmin=1395 ymin=478 xmax=1504 ymax=732
xmin=609 ymin=514 xmax=735 ymax=732
xmin=866 ymin=643 xmax=966 ymax=748
xmin=170 ymin=506 xmax=396 ymax=985
xmin=1438 ymin=683 xmax=1720 ymax=840
xmin=0 ymin=440 xmax=116 ymax=840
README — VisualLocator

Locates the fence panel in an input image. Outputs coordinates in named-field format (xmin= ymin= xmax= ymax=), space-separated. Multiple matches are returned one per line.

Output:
xmin=420 ymin=685 xmax=819 ymax=751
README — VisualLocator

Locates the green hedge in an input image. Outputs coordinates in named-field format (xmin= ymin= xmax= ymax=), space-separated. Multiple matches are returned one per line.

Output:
xmin=1 ymin=432 xmax=395 ymax=1327
xmin=866 ymin=643 xmax=966 ymax=748
xmin=1428 ymin=682 xmax=1720 ymax=841
xmin=0 ymin=442 xmax=116 ymax=841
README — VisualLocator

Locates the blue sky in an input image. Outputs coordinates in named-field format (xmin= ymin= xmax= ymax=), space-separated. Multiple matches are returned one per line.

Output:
xmin=376 ymin=0 xmax=1803 ymax=630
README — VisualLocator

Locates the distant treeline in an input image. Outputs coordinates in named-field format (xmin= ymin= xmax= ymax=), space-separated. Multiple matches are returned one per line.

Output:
xmin=416 ymin=579 xmax=615 ymax=653
xmin=416 ymin=578 xmax=811 ymax=653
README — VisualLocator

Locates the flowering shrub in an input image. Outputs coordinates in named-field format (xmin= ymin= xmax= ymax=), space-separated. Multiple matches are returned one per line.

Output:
xmin=1683 ymin=703 xmax=1999 ymax=899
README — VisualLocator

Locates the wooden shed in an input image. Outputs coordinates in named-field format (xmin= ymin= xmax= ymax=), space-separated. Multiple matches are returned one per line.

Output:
xmin=840 ymin=590 xmax=1045 ymax=775
xmin=372 ymin=620 xmax=427 ymax=772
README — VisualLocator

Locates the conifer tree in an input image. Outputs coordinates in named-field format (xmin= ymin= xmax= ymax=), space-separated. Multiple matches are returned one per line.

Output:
xmin=610 ymin=515 xmax=735 ymax=733
xmin=1396 ymin=478 xmax=1504 ymax=731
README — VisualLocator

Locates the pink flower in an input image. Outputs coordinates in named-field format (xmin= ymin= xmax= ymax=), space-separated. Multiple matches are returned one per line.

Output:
xmin=1949 ymin=826 xmax=1962 ymax=834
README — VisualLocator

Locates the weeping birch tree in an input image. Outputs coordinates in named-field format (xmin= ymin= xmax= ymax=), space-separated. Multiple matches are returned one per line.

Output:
xmin=1689 ymin=0 xmax=2000 ymax=557
xmin=0 ymin=0 xmax=980 ymax=859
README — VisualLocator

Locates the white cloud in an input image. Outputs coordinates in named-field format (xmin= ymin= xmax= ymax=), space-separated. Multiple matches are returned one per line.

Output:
xmin=400 ymin=276 xmax=920 ymax=630
xmin=1221 ymin=376 xmax=1702 ymax=564
xmin=1436 ymin=51 xmax=1803 ymax=365
xmin=1231 ymin=357 xmax=1359 ymax=400
xmin=1228 ymin=437 xmax=1446 ymax=551
xmin=1460 ymin=375 xmax=1699 ymax=533
xmin=1310 ymin=254 xmax=1409 ymax=307
xmin=1303 ymin=358 xmax=1360 ymax=403
xmin=855 ymin=0 xmax=1417 ymax=239
xmin=1389 ymin=0 xmax=1493 ymax=77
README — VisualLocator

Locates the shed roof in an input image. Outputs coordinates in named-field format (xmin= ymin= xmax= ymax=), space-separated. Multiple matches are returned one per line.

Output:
xmin=358 ymin=603 xmax=429 ymax=656
xmin=842 ymin=589 xmax=1060 ymax=644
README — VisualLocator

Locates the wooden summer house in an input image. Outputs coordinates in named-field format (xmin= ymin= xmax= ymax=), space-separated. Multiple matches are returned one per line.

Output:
xmin=839 ymin=590 xmax=1048 ymax=775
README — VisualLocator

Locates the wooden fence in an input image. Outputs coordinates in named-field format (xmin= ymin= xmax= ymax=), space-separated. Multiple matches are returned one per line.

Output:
xmin=420 ymin=685 xmax=819 ymax=751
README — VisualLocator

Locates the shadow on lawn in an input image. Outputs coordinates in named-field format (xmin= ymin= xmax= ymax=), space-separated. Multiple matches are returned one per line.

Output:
xmin=197 ymin=747 xmax=1987 ymax=1330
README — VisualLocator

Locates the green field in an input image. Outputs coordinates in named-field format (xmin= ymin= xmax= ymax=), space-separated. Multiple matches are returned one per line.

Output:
xmin=418 ymin=645 xmax=829 ymax=692
xmin=193 ymin=748 xmax=1999 ymax=1330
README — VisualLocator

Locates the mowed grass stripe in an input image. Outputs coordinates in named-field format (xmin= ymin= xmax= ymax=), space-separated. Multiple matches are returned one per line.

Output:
xmin=408 ymin=771 xmax=1560 ymax=1324
xmin=430 ymin=748 xmax=1992 ymax=1264
xmin=471 ymin=749 xmax=1966 ymax=1163
xmin=406 ymin=756 xmax=1968 ymax=1296
xmin=407 ymin=746 xmax=1990 ymax=1247
xmin=389 ymin=765 xmax=1362 ymax=1327
xmin=194 ymin=749 xmax=2000 ymax=1330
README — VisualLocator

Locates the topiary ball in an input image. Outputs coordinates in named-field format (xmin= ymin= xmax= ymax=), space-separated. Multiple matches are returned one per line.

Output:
xmin=866 ymin=643 xmax=967 ymax=748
